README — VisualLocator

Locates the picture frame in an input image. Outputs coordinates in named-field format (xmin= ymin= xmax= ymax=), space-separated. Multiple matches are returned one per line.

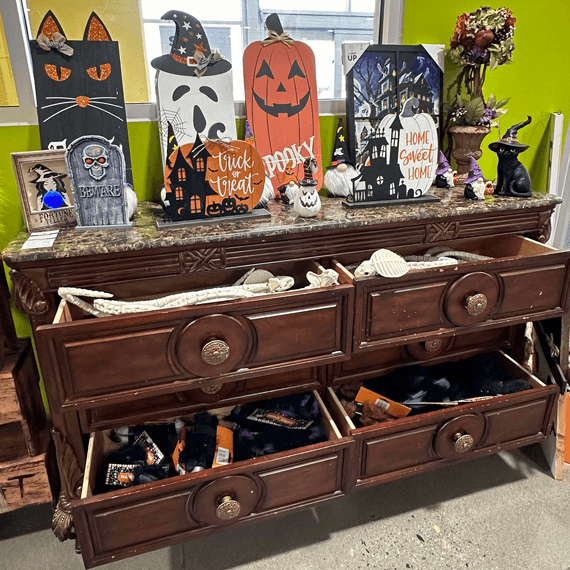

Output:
xmin=11 ymin=149 xmax=77 ymax=232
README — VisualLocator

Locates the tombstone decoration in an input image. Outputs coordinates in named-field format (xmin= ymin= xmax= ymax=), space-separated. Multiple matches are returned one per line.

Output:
xmin=243 ymin=13 xmax=322 ymax=197
xmin=343 ymin=43 xmax=443 ymax=208
xmin=29 ymin=11 xmax=133 ymax=184
xmin=159 ymin=122 xmax=268 ymax=227
xmin=324 ymin=118 xmax=359 ymax=198
xmin=65 ymin=135 xmax=132 ymax=229
xmin=435 ymin=150 xmax=457 ymax=188
xmin=488 ymin=116 xmax=533 ymax=198
xmin=463 ymin=157 xmax=486 ymax=201
xmin=151 ymin=11 xmax=237 ymax=166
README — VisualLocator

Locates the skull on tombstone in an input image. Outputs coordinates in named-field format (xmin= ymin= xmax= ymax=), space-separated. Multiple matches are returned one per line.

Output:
xmin=83 ymin=144 xmax=109 ymax=180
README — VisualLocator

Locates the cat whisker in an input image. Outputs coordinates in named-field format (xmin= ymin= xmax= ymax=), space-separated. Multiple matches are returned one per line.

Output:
xmin=88 ymin=104 xmax=124 ymax=122
xmin=87 ymin=100 xmax=123 ymax=110
xmin=43 ymin=104 xmax=78 ymax=122
xmin=89 ymin=96 xmax=118 ymax=100
xmin=41 ymin=101 xmax=79 ymax=110
xmin=45 ymin=96 xmax=76 ymax=100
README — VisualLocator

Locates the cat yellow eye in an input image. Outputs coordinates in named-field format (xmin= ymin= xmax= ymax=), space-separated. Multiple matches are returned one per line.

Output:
xmin=87 ymin=63 xmax=111 ymax=81
xmin=45 ymin=64 xmax=71 ymax=81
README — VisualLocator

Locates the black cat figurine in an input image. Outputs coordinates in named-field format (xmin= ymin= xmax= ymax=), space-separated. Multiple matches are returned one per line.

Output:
xmin=29 ymin=11 xmax=132 ymax=183
xmin=488 ymin=116 xmax=532 ymax=198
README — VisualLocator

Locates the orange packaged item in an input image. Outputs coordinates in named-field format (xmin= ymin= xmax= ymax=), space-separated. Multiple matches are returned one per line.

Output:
xmin=212 ymin=426 xmax=233 ymax=468
xmin=355 ymin=387 xmax=411 ymax=418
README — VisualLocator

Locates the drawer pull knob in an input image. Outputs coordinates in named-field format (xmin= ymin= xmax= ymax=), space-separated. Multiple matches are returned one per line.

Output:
xmin=453 ymin=432 xmax=474 ymax=453
xmin=201 ymin=340 xmax=230 ymax=366
xmin=465 ymin=293 xmax=487 ymax=316
xmin=216 ymin=495 xmax=241 ymax=520
xmin=424 ymin=339 xmax=443 ymax=352
xmin=201 ymin=384 xmax=223 ymax=395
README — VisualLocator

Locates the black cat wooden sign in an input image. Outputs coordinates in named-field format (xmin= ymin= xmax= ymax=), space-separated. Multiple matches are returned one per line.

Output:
xmin=29 ymin=11 xmax=133 ymax=183
xmin=65 ymin=135 xmax=131 ymax=229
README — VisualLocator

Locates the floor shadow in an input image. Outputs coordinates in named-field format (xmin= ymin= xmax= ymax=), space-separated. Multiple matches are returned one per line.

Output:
xmin=180 ymin=445 xmax=548 ymax=570
xmin=0 ymin=502 xmax=53 ymax=539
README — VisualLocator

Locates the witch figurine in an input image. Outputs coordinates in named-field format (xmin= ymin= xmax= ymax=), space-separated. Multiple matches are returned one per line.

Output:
xmin=488 ymin=116 xmax=533 ymax=198
xmin=434 ymin=150 xmax=457 ymax=189
xmin=294 ymin=158 xmax=321 ymax=217
xmin=278 ymin=161 xmax=300 ymax=205
xmin=463 ymin=157 xmax=486 ymax=201
xmin=324 ymin=118 xmax=359 ymax=197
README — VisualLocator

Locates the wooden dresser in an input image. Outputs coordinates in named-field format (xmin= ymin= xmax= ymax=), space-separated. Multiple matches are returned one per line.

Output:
xmin=3 ymin=188 xmax=568 ymax=568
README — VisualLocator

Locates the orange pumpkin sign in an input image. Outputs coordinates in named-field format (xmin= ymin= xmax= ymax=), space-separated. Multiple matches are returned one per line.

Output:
xmin=162 ymin=128 xmax=265 ymax=222
xmin=243 ymin=13 xmax=322 ymax=196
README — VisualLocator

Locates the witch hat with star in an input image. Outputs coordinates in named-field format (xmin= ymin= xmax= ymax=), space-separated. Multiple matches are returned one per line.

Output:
xmin=327 ymin=118 xmax=354 ymax=170
xmin=436 ymin=150 xmax=452 ymax=175
xmin=151 ymin=11 xmax=231 ymax=77
xmin=464 ymin=157 xmax=485 ymax=184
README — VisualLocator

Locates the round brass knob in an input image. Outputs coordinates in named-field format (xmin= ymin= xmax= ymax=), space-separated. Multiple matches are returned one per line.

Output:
xmin=465 ymin=293 xmax=487 ymax=316
xmin=453 ymin=432 xmax=474 ymax=453
xmin=424 ymin=339 xmax=443 ymax=353
xmin=216 ymin=495 xmax=241 ymax=520
xmin=201 ymin=340 xmax=230 ymax=366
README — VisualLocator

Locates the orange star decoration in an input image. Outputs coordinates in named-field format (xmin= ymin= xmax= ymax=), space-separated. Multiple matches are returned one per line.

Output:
xmin=194 ymin=43 xmax=206 ymax=53
xmin=183 ymin=37 xmax=188 ymax=42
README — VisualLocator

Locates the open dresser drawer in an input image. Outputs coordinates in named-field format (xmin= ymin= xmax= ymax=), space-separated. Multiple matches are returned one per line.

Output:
xmin=35 ymin=260 xmax=354 ymax=413
xmin=332 ymin=234 xmax=570 ymax=352
xmin=72 ymin=391 xmax=353 ymax=568
xmin=326 ymin=352 xmax=559 ymax=489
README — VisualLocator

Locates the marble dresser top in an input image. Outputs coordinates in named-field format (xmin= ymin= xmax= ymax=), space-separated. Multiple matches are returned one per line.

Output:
xmin=3 ymin=188 xmax=561 ymax=264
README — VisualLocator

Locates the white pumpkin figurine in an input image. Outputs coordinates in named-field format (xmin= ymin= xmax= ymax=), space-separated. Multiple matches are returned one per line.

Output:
xmin=294 ymin=158 xmax=321 ymax=217
xmin=324 ymin=118 xmax=359 ymax=198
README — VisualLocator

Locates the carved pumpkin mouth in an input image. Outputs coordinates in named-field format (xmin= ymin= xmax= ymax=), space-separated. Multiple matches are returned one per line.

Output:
xmin=253 ymin=90 xmax=310 ymax=118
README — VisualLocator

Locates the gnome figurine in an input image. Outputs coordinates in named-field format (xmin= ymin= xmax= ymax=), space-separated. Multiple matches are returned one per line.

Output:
xmin=151 ymin=11 xmax=237 ymax=166
xmin=488 ymin=116 xmax=533 ymax=198
xmin=435 ymin=150 xmax=457 ymax=188
xmin=294 ymin=158 xmax=321 ymax=217
xmin=278 ymin=162 xmax=301 ymax=205
xmin=464 ymin=157 xmax=486 ymax=201
xmin=324 ymin=118 xmax=359 ymax=197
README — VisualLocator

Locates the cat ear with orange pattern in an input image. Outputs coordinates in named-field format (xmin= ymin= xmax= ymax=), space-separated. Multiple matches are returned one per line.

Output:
xmin=36 ymin=10 xmax=66 ymax=41
xmin=83 ymin=12 xmax=112 ymax=42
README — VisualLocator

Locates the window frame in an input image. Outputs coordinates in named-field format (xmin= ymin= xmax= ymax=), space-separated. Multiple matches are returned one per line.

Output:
xmin=0 ymin=0 xmax=403 ymax=125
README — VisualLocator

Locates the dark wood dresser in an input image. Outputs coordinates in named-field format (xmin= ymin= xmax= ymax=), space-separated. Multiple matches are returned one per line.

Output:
xmin=3 ymin=188 xmax=568 ymax=568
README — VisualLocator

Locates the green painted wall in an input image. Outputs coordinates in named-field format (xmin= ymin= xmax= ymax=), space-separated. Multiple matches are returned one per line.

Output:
xmin=402 ymin=0 xmax=569 ymax=191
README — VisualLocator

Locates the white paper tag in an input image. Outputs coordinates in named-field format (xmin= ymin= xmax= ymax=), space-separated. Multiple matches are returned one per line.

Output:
xmin=215 ymin=447 xmax=230 ymax=465
xmin=21 ymin=230 xmax=59 ymax=250
xmin=342 ymin=41 xmax=372 ymax=75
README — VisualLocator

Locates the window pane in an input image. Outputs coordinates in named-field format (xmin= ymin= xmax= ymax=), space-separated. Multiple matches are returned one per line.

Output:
xmin=351 ymin=0 xmax=376 ymax=12
xmin=0 ymin=10 xmax=18 ymax=106
xmin=259 ymin=0 xmax=349 ymax=11
xmin=140 ymin=0 xmax=242 ymax=22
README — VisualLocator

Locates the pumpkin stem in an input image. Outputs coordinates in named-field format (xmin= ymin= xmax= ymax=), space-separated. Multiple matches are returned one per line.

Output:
xmin=265 ymin=13 xmax=284 ymax=35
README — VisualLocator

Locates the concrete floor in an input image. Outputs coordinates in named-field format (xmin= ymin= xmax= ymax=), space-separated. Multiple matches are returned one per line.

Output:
xmin=1 ymin=445 xmax=569 ymax=570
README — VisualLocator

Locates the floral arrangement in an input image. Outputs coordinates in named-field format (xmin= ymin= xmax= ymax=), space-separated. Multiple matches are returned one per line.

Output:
xmin=446 ymin=6 xmax=516 ymax=128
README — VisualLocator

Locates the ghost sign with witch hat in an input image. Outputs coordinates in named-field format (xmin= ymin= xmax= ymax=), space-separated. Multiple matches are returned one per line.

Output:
xmin=244 ymin=13 xmax=322 ymax=196
xmin=152 ymin=11 xmax=237 ymax=166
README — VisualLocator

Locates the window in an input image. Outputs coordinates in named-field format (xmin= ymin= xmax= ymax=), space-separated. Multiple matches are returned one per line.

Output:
xmin=389 ymin=182 xmax=395 ymax=194
xmin=190 ymin=195 xmax=200 ymax=212
xmin=376 ymin=175 xmax=383 ymax=185
xmin=140 ymin=0 xmax=378 ymax=102
xmin=195 ymin=157 xmax=205 ymax=171
xmin=175 ymin=187 xmax=184 ymax=200
xmin=178 ymin=168 xmax=186 ymax=181
xmin=0 ymin=10 xmax=17 ymax=106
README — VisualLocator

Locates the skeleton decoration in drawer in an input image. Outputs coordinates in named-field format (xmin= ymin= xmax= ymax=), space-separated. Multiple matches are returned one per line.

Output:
xmin=151 ymin=10 xmax=237 ymax=166
xmin=342 ymin=44 xmax=443 ymax=207
xmin=65 ymin=135 xmax=132 ymax=228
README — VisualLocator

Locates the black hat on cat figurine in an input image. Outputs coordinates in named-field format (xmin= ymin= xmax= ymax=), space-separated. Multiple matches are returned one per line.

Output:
xmin=151 ymin=11 xmax=232 ymax=77
xmin=488 ymin=116 xmax=531 ymax=153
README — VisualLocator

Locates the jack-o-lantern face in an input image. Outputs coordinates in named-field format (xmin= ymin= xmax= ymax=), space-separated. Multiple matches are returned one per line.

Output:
xmin=243 ymin=14 xmax=322 ymax=196
xmin=253 ymin=59 xmax=310 ymax=117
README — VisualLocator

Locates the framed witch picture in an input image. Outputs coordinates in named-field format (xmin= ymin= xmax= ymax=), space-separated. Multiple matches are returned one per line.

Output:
xmin=11 ymin=149 xmax=77 ymax=231
xmin=343 ymin=43 xmax=444 ymax=207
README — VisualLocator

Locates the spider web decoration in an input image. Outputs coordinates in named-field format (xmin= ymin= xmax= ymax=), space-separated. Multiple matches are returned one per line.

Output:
xmin=158 ymin=108 xmax=187 ymax=150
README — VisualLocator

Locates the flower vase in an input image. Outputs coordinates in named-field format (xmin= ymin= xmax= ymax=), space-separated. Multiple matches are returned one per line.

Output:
xmin=449 ymin=126 xmax=491 ymax=179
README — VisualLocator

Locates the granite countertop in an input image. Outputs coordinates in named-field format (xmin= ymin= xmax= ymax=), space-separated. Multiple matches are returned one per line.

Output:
xmin=3 ymin=187 xmax=561 ymax=264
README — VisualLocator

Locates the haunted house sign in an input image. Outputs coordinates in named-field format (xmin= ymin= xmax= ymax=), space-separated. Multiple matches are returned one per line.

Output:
xmin=343 ymin=43 xmax=442 ymax=207
xmin=65 ymin=135 xmax=131 ymax=228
